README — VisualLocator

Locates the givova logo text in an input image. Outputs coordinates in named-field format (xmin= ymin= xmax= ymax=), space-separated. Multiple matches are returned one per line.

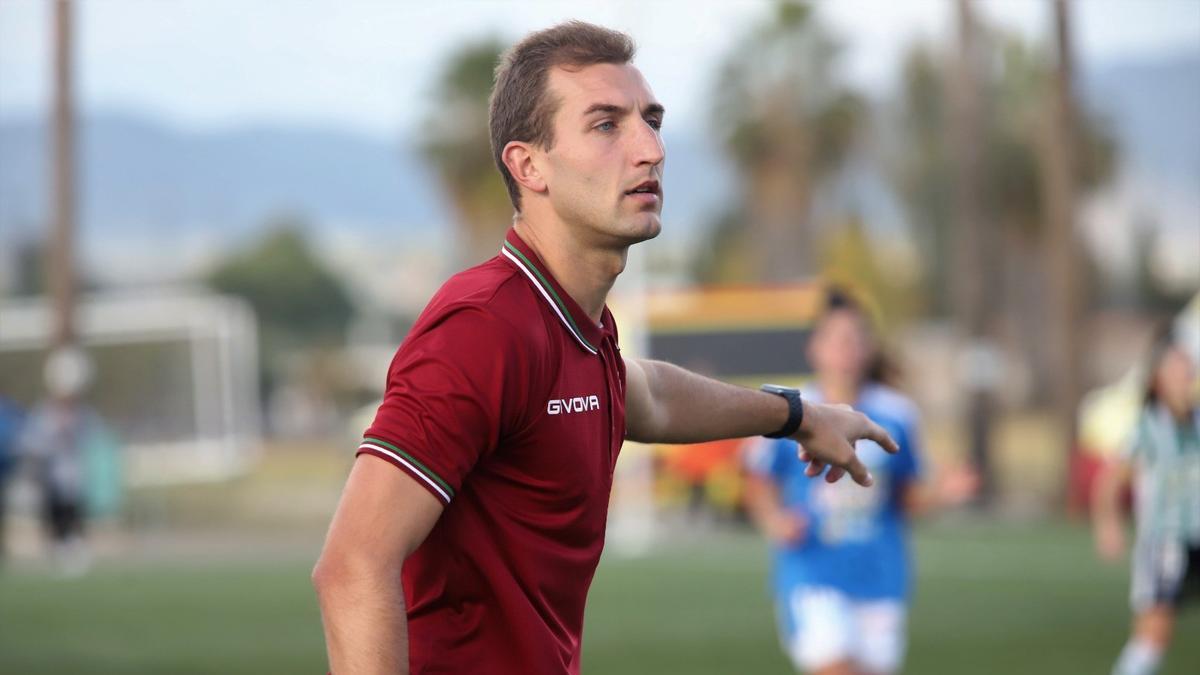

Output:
xmin=547 ymin=395 xmax=601 ymax=415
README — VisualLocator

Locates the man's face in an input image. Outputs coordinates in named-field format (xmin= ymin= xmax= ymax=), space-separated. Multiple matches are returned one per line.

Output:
xmin=537 ymin=62 xmax=665 ymax=246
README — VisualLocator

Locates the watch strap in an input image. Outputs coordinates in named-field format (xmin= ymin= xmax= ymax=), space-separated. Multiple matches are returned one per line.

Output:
xmin=761 ymin=384 xmax=803 ymax=439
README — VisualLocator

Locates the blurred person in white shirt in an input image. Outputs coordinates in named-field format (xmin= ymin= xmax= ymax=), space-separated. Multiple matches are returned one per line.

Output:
xmin=1094 ymin=324 xmax=1200 ymax=675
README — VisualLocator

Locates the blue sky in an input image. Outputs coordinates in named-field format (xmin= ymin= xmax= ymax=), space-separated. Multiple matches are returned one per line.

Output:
xmin=2 ymin=0 xmax=1198 ymax=138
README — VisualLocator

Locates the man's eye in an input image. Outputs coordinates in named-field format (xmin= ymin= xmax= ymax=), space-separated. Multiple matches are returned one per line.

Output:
xmin=597 ymin=121 xmax=615 ymax=132
xmin=647 ymin=118 xmax=662 ymax=131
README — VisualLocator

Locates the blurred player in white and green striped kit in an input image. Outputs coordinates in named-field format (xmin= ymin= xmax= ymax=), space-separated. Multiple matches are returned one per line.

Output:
xmin=1093 ymin=323 xmax=1200 ymax=675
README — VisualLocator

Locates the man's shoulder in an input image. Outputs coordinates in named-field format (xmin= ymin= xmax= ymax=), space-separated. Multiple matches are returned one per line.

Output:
xmin=433 ymin=256 xmax=523 ymax=306
xmin=418 ymin=257 xmax=547 ymax=344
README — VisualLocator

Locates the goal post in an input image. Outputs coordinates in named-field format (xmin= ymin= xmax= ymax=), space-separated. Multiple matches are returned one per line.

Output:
xmin=0 ymin=288 xmax=262 ymax=486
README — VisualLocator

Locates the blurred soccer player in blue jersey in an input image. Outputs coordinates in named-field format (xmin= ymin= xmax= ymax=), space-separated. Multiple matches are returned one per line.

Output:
xmin=744 ymin=288 xmax=971 ymax=675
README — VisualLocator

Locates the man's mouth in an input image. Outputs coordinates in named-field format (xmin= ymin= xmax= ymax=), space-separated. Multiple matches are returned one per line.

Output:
xmin=625 ymin=180 xmax=661 ymax=198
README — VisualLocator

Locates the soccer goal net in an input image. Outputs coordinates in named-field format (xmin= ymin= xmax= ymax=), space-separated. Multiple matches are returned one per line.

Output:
xmin=0 ymin=288 xmax=261 ymax=485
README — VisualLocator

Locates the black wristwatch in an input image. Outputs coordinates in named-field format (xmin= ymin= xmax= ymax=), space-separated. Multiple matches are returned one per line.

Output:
xmin=761 ymin=384 xmax=804 ymax=439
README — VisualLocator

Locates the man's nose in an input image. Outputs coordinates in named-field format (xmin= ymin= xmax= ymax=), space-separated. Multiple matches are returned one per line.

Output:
xmin=633 ymin=120 xmax=665 ymax=168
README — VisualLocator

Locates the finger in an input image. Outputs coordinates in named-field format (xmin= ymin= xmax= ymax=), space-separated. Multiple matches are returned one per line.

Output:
xmin=824 ymin=466 xmax=845 ymax=483
xmin=846 ymin=454 xmax=874 ymax=487
xmin=797 ymin=445 xmax=817 ymax=474
xmin=862 ymin=419 xmax=900 ymax=454
xmin=806 ymin=457 xmax=826 ymax=475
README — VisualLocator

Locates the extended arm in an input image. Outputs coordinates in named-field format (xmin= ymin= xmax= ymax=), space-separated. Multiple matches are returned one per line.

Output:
xmin=901 ymin=463 xmax=981 ymax=516
xmin=624 ymin=358 xmax=791 ymax=444
xmin=625 ymin=357 xmax=897 ymax=486
xmin=743 ymin=472 xmax=806 ymax=545
xmin=312 ymin=454 xmax=444 ymax=674
xmin=1092 ymin=456 xmax=1133 ymax=561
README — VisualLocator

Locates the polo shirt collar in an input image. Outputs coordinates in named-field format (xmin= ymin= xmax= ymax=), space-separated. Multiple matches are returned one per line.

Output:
xmin=500 ymin=228 xmax=607 ymax=355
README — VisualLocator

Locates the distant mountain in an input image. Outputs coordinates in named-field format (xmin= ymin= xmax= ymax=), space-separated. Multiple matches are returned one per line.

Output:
xmin=1077 ymin=52 xmax=1200 ymax=287
xmin=0 ymin=113 xmax=452 ymax=243
xmin=1082 ymin=52 xmax=1200 ymax=192
xmin=0 ymin=52 xmax=1194 ymax=283
xmin=0 ymin=112 xmax=733 ymax=251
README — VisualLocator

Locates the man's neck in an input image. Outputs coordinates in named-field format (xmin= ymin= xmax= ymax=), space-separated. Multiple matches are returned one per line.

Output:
xmin=512 ymin=217 xmax=627 ymax=325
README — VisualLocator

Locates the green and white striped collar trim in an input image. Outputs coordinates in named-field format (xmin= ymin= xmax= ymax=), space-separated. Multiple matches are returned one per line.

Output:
xmin=500 ymin=236 xmax=600 ymax=355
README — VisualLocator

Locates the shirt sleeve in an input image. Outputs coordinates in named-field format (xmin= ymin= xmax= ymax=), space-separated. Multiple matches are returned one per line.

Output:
xmin=358 ymin=304 xmax=531 ymax=505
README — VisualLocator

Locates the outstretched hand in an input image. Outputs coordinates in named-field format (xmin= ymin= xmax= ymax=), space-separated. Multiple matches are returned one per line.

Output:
xmin=792 ymin=402 xmax=899 ymax=487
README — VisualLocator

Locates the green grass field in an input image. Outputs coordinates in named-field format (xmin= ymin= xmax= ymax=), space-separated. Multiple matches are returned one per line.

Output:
xmin=1 ymin=520 xmax=1197 ymax=674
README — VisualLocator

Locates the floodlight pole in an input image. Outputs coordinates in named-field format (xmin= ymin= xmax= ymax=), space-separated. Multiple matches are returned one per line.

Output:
xmin=49 ymin=0 xmax=77 ymax=350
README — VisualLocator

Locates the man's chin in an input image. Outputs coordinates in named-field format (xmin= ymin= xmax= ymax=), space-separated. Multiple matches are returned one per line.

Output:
xmin=587 ymin=214 xmax=661 ymax=248
xmin=623 ymin=215 xmax=662 ymax=243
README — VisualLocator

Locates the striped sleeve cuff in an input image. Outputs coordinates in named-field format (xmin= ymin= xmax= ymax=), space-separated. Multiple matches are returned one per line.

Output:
xmin=357 ymin=437 xmax=455 ymax=505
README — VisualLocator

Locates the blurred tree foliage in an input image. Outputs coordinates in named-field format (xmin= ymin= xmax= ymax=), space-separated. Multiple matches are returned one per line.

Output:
xmin=820 ymin=216 xmax=920 ymax=326
xmin=8 ymin=238 xmax=47 ymax=297
xmin=892 ymin=25 xmax=1116 ymax=404
xmin=5 ymin=237 xmax=97 ymax=298
xmin=421 ymin=38 xmax=514 ymax=267
xmin=1132 ymin=221 xmax=1196 ymax=313
xmin=206 ymin=219 xmax=353 ymax=352
xmin=706 ymin=0 xmax=864 ymax=282
xmin=892 ymin=32 xmax=1116 ymax=318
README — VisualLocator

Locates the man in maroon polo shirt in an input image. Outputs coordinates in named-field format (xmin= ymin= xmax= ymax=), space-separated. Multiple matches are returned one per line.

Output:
xmin=313 ymin=22 xmax=897 ymax=675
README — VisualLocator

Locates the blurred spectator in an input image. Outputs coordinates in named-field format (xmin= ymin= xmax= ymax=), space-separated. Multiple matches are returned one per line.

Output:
xmin=18 ymin=347 xmax=104 ymax=576
xmin=1093 ymin=324 xmax=1200 ymax=675
xmin=743 ymin=287 xmax=974 ymax=675
xmin=0 ymin=393 xmax=26 ymax=565
xmin=662 ymin=437 xmax=744 ymax=527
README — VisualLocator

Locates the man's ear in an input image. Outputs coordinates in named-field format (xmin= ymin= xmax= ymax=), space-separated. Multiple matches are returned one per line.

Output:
xmin=502 ymin=141 xmax=547 ymax=195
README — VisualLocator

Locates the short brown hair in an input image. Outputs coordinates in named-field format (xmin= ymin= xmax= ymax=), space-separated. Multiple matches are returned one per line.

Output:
xmin=489 ymin=21 xmax=636 ymax=210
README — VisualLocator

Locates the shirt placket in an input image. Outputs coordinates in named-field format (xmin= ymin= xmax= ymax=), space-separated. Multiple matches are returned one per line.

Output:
xmin=601 ymin=338 xmax=623 ymax=471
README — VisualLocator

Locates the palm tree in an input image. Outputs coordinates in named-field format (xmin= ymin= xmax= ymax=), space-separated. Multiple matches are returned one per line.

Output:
xmin=421 ymin=38 xmax=514 ymax=267
xmin=709 ymin=0 xmax=864 ymax=282
xmin=892 ymin=13 xmax=1114 ymax=395
xmin=890 ymin=0 xmax=1116 ymax=501
xmin=1042 ymin=0 xmax=1086 ymax=484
